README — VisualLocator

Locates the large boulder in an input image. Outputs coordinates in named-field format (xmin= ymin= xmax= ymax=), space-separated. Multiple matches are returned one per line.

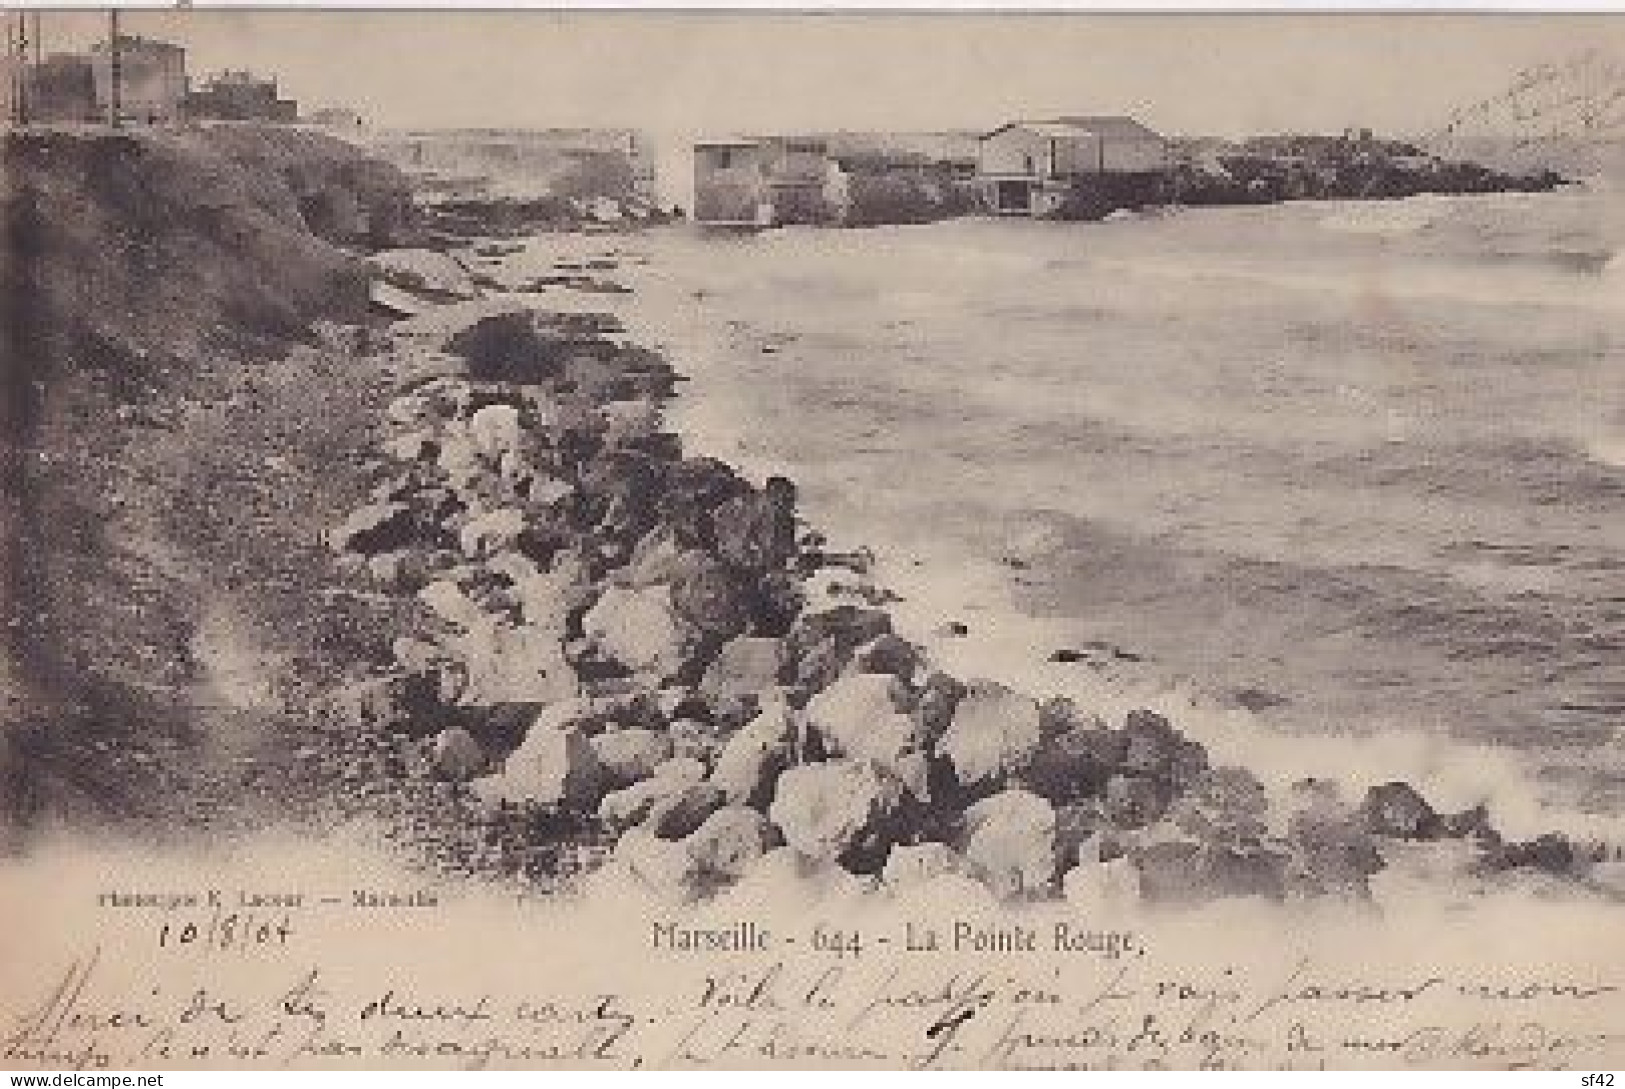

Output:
xmin=577 ymin=451 xmax=662 ymax=549
xmin=937 ymin=681 xmax=1043 ymax=788
xmin=700 ymin=636 xmax=787 ymax=705
xmin=1360 ymin=781 xmax=1443 ymax=840
xmin=710 ymin=477 xmax=798 ymax=575
xmin=486 ymin=551 xmax=593 ymax=629
xmin=1102 ymin=774 xmax=1173 ymax=830
xmin=430 ymin=726 xmax=485 ymax=781
xmin=1285 ymin=804 xmax=1385 ymax=898
xmin=958 ymin=788 xmax=1058 ymax=899
xmin=448 ymin=621 xmax=577 ymax=707
xmin=417 ymin=579 xmax=490 ymax=630
xmin=1053 ymin=803 xmax=1106 ymax=870
xmin=1441 ymin=803 xmax=1500 ymax=847
xmin=1172 ymin=766 xmax=1272 ymax=850
xmin=654 ymin=456 xmax=753 ymax=546
xmin=459 ymin=507 xmax=527 ymax=559
xmin=475 ymin=705 xmax=602 ymax=809
xmin=850 ymin=634 xmax=925 ymax=682
xmin=598 ymin=759 xmax=706 ymax=831
xmin=647 ymin=782 xmax=726 ymax=840
xmin=1020 ymin=723 xmax=1123 ymax=805
xmin=666 ymin=552 xmax=754 ymax=644
xmin=686 ymin=806 xmax=778 ymax=881
xmin=913 ymin=671 xmax=966 ymax=740
xmin=582 ymin=583 xmax=696 ymax=679
xmin=667 ymin=717 xmax=731 ymax=768
xmin=590 ymin=728 xmax=673 ymax=788
xmin=654 ymin=756 xmax=708 ymax=783
xmin=785 ymin=606 xmax=894 ymax=691
xmin=708 ymin=700 xmax=795 ymax=808
xmin=435 ymin=428 xmax=485 ymax=495
xmin=804 ymin=673 xmax=928 ymax=797
xmin=1118 ymin=708 xmax=1196 ymax=786
xmin=769 ymin=759 xmax=899 ymax=862
xmin=468 ymin=403 xmax=523 ymax=462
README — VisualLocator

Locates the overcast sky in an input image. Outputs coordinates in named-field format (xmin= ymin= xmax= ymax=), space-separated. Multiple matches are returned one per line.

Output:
xmin=32 ymin=11 xmax=1625 ymax=138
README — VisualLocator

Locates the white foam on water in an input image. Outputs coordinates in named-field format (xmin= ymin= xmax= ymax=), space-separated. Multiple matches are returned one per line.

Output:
xmin=852 ymin=531 xmax=1625 ymax=848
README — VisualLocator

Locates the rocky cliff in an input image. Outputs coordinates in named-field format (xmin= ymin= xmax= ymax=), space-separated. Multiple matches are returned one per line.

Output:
xmin=0 ymin=126 xmax=411 ymax=841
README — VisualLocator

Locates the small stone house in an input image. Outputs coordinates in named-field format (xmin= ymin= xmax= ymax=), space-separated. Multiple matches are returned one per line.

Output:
xmin=692 ymin=136 xmax=833 ymax=227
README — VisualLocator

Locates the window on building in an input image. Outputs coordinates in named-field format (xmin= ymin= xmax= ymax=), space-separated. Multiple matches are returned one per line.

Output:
xmin=715 ymin=149 xmax=733 ymax=169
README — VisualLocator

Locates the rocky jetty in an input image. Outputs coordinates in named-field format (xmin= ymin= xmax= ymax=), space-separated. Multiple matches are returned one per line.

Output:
xmin=1169 ymin=133 xmax=1566 ymax=208
xmin=322 ymin=299 xmax=1601 ymax=906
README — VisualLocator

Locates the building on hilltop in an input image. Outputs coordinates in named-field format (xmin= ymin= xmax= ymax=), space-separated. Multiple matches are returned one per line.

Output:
xmin=976 ymin=115 xmax=1171 ymax=218
xmin=3 ymin=52 xmax=99 ymax=123
xmin=186 ymin=70 xmax=297 ymax=122
xmin=91 ymin=34 xmax=186 ymax=124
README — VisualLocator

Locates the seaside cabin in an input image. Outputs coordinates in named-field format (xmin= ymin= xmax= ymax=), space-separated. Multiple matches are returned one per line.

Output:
xmin=976 ymin=116 xmax=1171 ymax=219
xmin=692 ymin=136 xmax=832 ymax=228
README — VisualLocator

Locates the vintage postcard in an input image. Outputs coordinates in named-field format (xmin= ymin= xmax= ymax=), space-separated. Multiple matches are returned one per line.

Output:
xmin=2 ymin=8 xmax=1623 ymax=1072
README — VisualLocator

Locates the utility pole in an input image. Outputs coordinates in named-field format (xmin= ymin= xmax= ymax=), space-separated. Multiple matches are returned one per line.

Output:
xmin=14 ymin=10 xmax=34 ymax=127
xmin=106 ymin=8 xmax=121 ymax=127
xmin=6 ymin=14 xmax=16 ymax=126
xmin=9 ymin=11 xmax=27 ymax=127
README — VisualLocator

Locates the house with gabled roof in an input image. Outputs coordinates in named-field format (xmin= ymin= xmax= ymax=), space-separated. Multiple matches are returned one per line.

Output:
xmin=977 ymin=115 xmax=1171 ymax=217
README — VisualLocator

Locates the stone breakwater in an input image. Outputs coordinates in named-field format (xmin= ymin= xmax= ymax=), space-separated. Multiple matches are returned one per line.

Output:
xmin=322 ymin=302 xmax=1602 ymax=906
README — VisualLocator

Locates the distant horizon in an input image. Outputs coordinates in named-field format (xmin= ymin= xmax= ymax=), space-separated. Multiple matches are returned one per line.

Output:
xmin=19 ymin=10 xmax=1625 ymax=142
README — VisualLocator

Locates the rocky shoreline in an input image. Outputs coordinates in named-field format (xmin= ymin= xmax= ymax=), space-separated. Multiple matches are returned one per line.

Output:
xmin=3 ymin=124 xmax=1612 ymax=907
xmin=320 ymin=284 xmax=1615 ymax=907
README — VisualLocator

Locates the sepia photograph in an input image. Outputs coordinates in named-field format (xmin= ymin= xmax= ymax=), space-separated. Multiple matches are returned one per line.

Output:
xmin=1 ymin=7 xmax=1623 ymax=1072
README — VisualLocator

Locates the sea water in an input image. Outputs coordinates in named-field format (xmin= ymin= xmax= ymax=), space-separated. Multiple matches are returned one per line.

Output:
xmin=504 ymin=189 xmax=1624 ymax=832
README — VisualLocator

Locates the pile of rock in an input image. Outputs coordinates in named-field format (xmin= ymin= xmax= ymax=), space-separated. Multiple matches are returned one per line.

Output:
xmin=324 ymin=303 xmax=1594 ymax=905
